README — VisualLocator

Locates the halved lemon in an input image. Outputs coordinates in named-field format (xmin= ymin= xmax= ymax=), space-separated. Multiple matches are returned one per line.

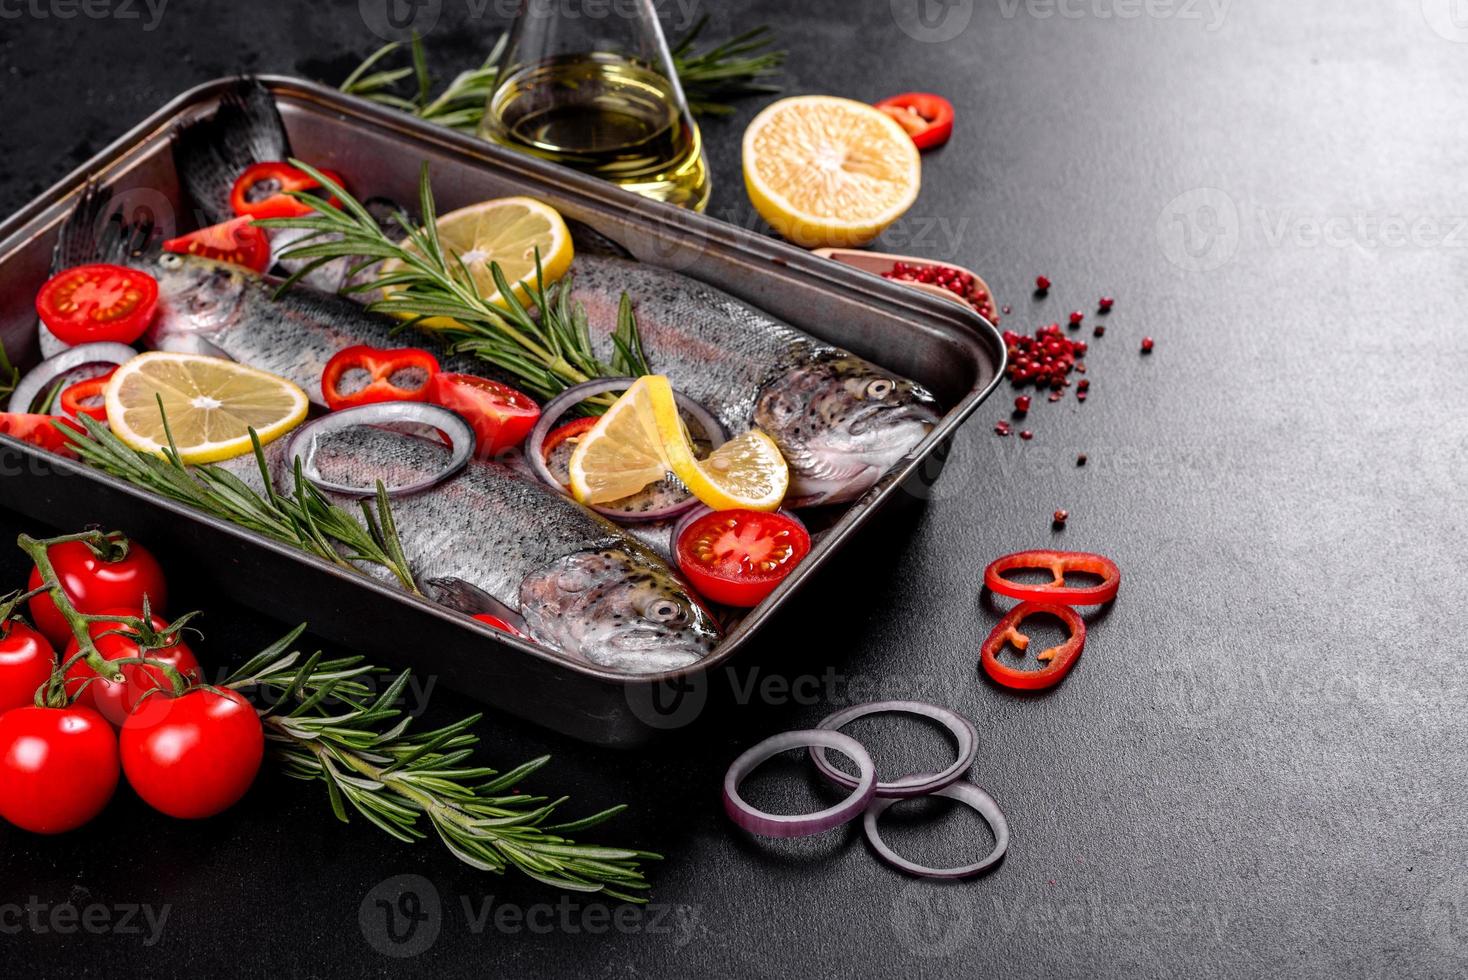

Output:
xmin=382 ymin=196 xmax=574 ymax=329
xmin=104 ymin=352 xmax=308 ymax=464
xmin=743 ymin=95 xmax=922 ymax=249
xmin=568 ymin=376 xmax=789 ymax=512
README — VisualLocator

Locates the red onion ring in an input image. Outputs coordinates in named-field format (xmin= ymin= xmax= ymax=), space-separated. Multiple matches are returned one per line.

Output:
xmin=284 ymin=402 xmax=476 ymax=498
xmin=723 ymin=729 xmax=876 ymax=839
xmin=524 ymin=377 xmax=725 ymax=523
xmin=7 ymin=342 xmax=137 ymax=414
xmin=862 ymin=782 xmax=1010 ymax=879
xmin=808 ymin=700 xmax=978 ymax=800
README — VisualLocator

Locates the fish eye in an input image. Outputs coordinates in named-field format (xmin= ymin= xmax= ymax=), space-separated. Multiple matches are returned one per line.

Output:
xmin=866 ymin=379 xmax=895 ymax=399
xmin=645 ymin=599 xmax=686 ymax=624
xmin=159 ymin=253 xmax=182 ymax=269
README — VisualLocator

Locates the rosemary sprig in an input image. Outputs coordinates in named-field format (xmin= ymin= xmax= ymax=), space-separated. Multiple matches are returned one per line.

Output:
xmin=226 ymin=629 xmax=656 ymax=900
xmin=0 ymin=338 xmax=17 ymax=400
xmin=257 ymin=162 xmax=650 ymax=405
xmin=62 ymin=410 xmax=422 ymax=595
xmin=339 ymin=19 xmax=783 ymax=131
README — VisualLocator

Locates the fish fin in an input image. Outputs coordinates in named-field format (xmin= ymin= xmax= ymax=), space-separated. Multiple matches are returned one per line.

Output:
xmin=172 ymin=77 xmax=290 ymax=226
xmin=53 ymin=181 xmax=152 ymax=269
xmin=426 ymin=576 xmax=529 ymax=631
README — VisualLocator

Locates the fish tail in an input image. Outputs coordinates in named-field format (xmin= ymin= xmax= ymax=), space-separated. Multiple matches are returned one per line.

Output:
xmin=172 ymin=77 xmax=289 ymax=225
xmin=53 ymin=181 xmax=151 ymax=269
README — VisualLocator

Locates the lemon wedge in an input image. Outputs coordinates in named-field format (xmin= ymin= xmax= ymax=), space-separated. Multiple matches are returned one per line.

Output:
xmin=104 ymin=352 xmax=308 ymax=464
xmin=568 ymin=376 xmax=789 ymax=512
xmin=383 ymin=196 xmax=574 ymax=329
xmin=743 ymin=95 xmax=922 ymax=248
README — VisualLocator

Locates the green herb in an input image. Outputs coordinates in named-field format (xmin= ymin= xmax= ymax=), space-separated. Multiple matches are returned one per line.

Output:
xmin=62 ymin=409 xmax=422 ymax=595
xmin=226 ymin=627 xmax=656 ymax=900
xmin=0 ymin=338 xmax=17 ymax=400
xmin=257 ymin=162 xmax=649 ymax=406
xmin=340 ymin=18 xmax=783 ymax=131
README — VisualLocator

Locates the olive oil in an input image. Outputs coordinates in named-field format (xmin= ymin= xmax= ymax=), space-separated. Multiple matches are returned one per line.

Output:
xmin=480 ymin=54 xmax=710 ymax=211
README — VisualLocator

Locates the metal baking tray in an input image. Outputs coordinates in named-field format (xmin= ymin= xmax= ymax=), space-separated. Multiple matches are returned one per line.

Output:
xmin=0 ymin=76 xmax=1004 ymax=746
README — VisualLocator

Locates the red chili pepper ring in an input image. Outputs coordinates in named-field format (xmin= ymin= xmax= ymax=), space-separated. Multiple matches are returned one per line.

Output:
xmin=984 ymin=549 xmax=1121 ymax=606
xmin=980 ymin=601 xmax=1086 ymax=691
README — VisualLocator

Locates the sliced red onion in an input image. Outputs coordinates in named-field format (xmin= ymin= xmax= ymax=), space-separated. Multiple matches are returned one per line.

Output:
xmin=723 ymin=729 xmax=875 ymax=839
xmin=862 ymin=782 xmax=1010 ymax=879
xmin=285 ymin=402 xmax=476 ymax=498
xmin=809 ymin=700 xmax=978 ymax=800
xmin=524 ymin=377 xmax=725 ymax=523
xmin=7 ymin=342 xmax=137 ymax=414
xmin=670 ymin=504 xmax=808 ymax=559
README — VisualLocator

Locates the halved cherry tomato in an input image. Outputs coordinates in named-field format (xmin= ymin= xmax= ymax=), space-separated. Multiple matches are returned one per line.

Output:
xmin=26 ymin=535 xmax=168 ymax=648
xmin=874 ymin=93 xmax=955 ymax=150
xmin=59 ymin=368 xmax=117 ymax=423
xmin=230 ymin=162 xmax=345 ymax=220
xmin=163 ymin=216 xmax=271 ymax=273
xmin=675 ymin=509 xmax=811 ymax=607
xmin=35 ymin=263 xmax=158 ymax=345
xmin=473 ymin=613 xmax=527 ymax=638
xmin=0 ymin=413 xmax=86 ymax=459
xmin=321 ymin=345 xmax=441 ymax=412
xmin=63 ymin=609 xmax=202 ymax=728
xmin=980 ymin=601 xmax=1086 ymax=691
xmin=429 ymin=374 xmax=541 ymax=457
xmin=540 ymin=416 xmax=598 ymax=463
xmin=984 ymin=550 xmax=1121 ymax=606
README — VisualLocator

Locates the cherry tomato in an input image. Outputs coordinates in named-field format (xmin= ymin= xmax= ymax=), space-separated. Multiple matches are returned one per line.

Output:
xmin=162 ymin=216 xmax=271 ymax=273
xmin=63 ymin=610 xmax=201 ymax=727
xmin=35 ymin=263 xmax=158 ymax=346
xmin=321 ymin=345 xmax=440 ymax=412
xmin=120 ymin=688 xmax=263 ymax=819
xmin=429 ymin=374 xmax=541 ymax=457
xmin=0 ymin=620 xmax=56 ymax=715
xmin=230 ymin=162 xmax=345 ymax=220
xmin=874 ymin=93 xmax=955 ymax=150
xmin=0 ymin=413 xmax=85 ymax=458
xmin=58 ymin=368 xmax=116 ymax=423
xmin=27 ymin=536 xmax=168 ymax=648
xmin=675 ymin=510 xmax=811 ymax=607
xmin=0 ymin=705 xmax=119 ymax=833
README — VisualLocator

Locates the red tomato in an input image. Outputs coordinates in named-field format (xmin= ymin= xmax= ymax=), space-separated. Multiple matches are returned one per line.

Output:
xmin=162 ymin=216 xmax=271 ymax=273
xmin=58 ymin=369 xmax=116 ymax=423
xmin=63 ymin=610 xmax=201 ymax=727
xmin=120 ymin=688 xmax=263 ymax=819
xmin=35 ymin=263 xmax=158 ymax=346
xmin=0 ymin=705 xmax=119 ymax=833
xmin=0 ymin=620 xmax=56 ymax=715
xmin=874 ymin=93 xmax=955 ymax=150
xmin=27 ymin=537 xmax=168 ymax=648
xmin=0 ymin=413 xmax=85 ymax=458
xmin=429 ymin=374 xmax=540 ymax=457
xmin=321 ymin=345 xmax=440 ymax=411
xmin=230 ymin=162 xmax=345 ymax=220
xmin=675 ymin=510 xmax=811 ymax=607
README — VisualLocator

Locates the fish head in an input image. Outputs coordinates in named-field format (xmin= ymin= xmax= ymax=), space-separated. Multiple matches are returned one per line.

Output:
xmin=519 ymin=549 xmax=720 ymax=673
xmin=754 ymin=352 xmax=941 ymax=506
xmin=141 ymin=252 xmax=249 ymax=348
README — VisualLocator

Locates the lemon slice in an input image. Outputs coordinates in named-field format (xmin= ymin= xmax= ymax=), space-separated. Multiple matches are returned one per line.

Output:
xmin=104 ymin=352 xmax=308 ymax=464
xmin=743 ymin=95 xmax=922 ymax=249
xmin=569 ymin=376 xmax=789 ymax=512
xmin=383 ymin=196 xmax=574 ymax=329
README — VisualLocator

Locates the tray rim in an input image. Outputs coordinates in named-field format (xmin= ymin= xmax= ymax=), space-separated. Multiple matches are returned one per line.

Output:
xmin=0 ymin=74 xmax=1007 ymax=692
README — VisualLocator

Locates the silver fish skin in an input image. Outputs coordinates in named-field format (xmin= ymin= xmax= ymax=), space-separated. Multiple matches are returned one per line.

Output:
xmin=223 ymin=426 xmax=720 ymax=674
xmin=566 ymin=254 xmax=941 ymax=506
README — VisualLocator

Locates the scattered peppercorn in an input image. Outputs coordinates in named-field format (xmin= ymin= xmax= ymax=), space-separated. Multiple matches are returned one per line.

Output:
xmin=1001 ymin=305 xmax=1012 ymax=316
xmin=1002 ymin=323 xmax=1086 ymax=388
xmin=1076 ymin=454 xmax=1088 ymax=466
xmin=1098 ymin=297 xmax=1114 ymax=313
xmin=994 ymin=420 xmax=1012 ymax=437
xmin=1053 ymin=510 xmax=1069 ymax=526
xmin=1035 ymin=275 xmax=1051 ymax=293
xmin=1093 ymin=325 xmax=1106 ymax=338
xmin=1020 ymin=430 xmax=1034 ymax=441
xmin=1069 ymin=311 xmax=1084 ymax=326
xmin=1014 ymin=395 xmax=1031 ymax=414
xmin=1141 ymin=337 xmax=1155 ymax=353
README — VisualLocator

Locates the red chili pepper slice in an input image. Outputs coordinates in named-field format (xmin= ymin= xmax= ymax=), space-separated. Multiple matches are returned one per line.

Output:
xmin=473 ymin=613 xmax=526 ymax=638
xmin=58 ymin=369 xmax=117 ymax=423
xmin=321 ymin=345 xmax=441 ymax=412
xmin=874 ymin=93 xmax=955 ymax=150
xmin=540 ymin=416 xmax=598 ymax=462
xmin=980 ymin=601 xmax=1086 ymax=691
xmin=162 ymin=216 xmax=271 ymax=273
xmin=984 ymin=549 xmax=1121 ymax=606
xmin=230 ymin=162 xmax=345 ymax=220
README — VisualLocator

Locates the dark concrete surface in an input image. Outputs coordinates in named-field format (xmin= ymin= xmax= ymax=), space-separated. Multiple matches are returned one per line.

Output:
xmin=2 ymin=0 xmax=1466 ymax=977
